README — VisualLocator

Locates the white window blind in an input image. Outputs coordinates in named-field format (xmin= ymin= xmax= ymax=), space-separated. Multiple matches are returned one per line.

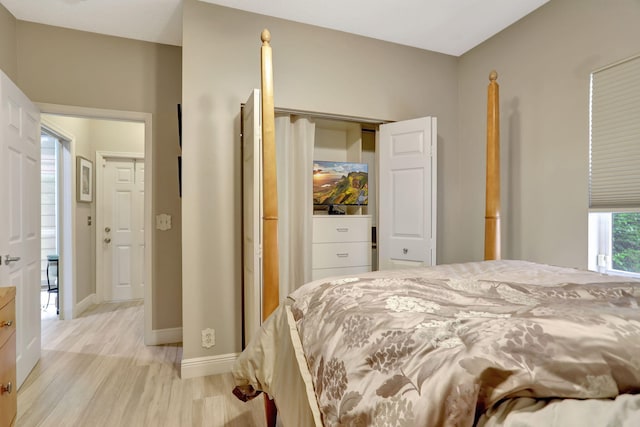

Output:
xmin=590 ymin=54 xmax=640 ymax=209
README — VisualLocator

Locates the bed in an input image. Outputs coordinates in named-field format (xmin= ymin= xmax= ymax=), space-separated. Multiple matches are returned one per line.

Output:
xmin=232 ymin=30 xmax=640 ymax=426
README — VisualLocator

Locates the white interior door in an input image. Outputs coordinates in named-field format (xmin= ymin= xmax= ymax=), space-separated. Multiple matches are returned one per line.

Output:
xmin=378 ymin=117 xmax=437 ymax=270
xmin=0 ymin=71 xmax=41 ymax=388
xmin=101 ymin=157 xmax=144 ymax=301
xmin=242 ymin=89 xmax=262 ymax=347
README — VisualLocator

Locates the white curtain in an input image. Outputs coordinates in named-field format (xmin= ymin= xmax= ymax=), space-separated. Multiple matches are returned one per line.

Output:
xmin=275 ymin=115 xmax=315 ymax=299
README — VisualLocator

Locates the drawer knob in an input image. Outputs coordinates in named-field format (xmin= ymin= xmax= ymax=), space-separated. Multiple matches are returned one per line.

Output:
xmin=0 ymin=320 xmax=13 ymax=328
xmin=336 ymin=253 xmax=349 ymax=258
xmin=403 ymin=248 xmax=408 ymax=254
xmin=336 ymin=227 xmax=349 ymax=232
xmin=1 ymin=382 xmax=11 ymax=394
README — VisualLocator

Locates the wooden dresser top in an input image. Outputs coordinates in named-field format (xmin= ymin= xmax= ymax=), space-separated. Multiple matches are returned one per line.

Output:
xmin=0 ymin=286 xmax=16 ymax=308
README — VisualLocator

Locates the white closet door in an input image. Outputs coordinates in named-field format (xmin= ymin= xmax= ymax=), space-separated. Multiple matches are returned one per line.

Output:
xmin=242 ymin=89 xmax=262 ymax=347
xmin=378 ymin=117 xmax=437 ymax=270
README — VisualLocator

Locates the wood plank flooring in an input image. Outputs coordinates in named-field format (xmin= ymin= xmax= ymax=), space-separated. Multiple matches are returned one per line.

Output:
xmin=17 ymin=300 xmax=266 ymax=427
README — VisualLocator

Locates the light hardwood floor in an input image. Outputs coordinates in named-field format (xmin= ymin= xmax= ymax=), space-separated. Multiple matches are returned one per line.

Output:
xmin=17 ymin=300 xmax=266 ymax=426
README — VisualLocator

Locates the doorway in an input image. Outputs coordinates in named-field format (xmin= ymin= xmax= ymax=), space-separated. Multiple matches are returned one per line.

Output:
xmin=37 ymin=103 xmax=154 ymax=343
xmin=39 ymin=127 xmax=69 ymax=319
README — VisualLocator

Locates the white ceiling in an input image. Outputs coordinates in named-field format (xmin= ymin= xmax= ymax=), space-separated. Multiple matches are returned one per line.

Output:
xmin=0 ymin=0 xmax=549 ymax=56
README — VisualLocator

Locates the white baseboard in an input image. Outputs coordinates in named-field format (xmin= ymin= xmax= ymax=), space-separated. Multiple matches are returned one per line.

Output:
xmin=145 ymin=327 xmax=183 ymax=346
xmin=74 ymin=293 xmax=96 ymax=317
xmin=181 ymin=353 xmax=239 ymax=379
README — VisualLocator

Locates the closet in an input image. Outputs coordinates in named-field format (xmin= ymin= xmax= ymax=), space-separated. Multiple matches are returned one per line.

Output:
xmin=240 ymin=89 xmax=437 ymax=345
xmin=311 ymin=119 xmax=376 ymax=281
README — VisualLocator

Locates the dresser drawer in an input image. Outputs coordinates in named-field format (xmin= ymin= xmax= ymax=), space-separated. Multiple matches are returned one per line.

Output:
xmin=312 ymin=266 xmax=372 ymax=281
xmin=0 ymin=289 xmax=16 ymax=349
xmin=312 ymin=242 xmax=371 ymax=269
xmin=0 ymin=333 xmax=16 ymax=427
xmin=313 ymin=216 xmax=371 ymax=243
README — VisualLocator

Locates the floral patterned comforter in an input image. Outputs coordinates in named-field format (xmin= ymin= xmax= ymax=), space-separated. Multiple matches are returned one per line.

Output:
xmin=286 ymin=262 xmax=640 ymax=426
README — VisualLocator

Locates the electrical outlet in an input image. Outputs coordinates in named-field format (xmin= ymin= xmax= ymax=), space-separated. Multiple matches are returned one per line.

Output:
xmin=156 ymin=214 xmax=172 ymax=231
xmin=201 ymin=328 xmax=215 ymax=348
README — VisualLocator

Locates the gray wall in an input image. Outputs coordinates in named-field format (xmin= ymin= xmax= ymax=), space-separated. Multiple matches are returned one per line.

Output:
xmin=1 ymin=16 xmax=183 ymax=330
xmin=0 ymin=3 xmax=17 ymax=81
xmin=458 ymin=0 xmax=640 ymax=268
xmin=181 ymin=0 xmax=459 ymax=358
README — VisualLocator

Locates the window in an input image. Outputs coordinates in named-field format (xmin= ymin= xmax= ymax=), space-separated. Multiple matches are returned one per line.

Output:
xmin=40 ymin=130 xmax=59 ymax=286
xmin=588 ymin=54 xmax=640 ymax=277
xmin=612 ymin=212 xmax=640 ymax=273
xmin=589 ymin=212 xmax=640 ymax=277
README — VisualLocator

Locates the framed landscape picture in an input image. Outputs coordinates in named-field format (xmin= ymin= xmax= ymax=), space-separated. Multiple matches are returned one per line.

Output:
xmin=77 ymin=156 xmax=93 ymax=203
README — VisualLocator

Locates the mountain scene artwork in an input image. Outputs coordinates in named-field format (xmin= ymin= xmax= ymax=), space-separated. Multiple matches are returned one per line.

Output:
xmin=313 ymin=160 xmax=368 ymax=206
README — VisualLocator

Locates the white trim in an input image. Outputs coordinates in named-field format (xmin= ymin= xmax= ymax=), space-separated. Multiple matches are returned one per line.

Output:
xmin=37 ymin=103 xmax=148 ymax=122
xmin=74 ymin=293 xmax=96 ymax=317
xmin=181 ymin=353 xmax=239 ymax=379
xmin=589 ymin=207 xmax=640 ymax=213
xmin=37 ymin=103 xmax=153 ymax=345
xmin=606 ymin=269 xmax=640 ymax=279
xmin=592 ymin=52 xmax=640 ymax=74
xmin=96 ymin=151 xmax=145 ymax=159
xmin=95 ymin=151 xmax=144 ymax=304
xmin=146 ymin=327 xmax=183 ymax=345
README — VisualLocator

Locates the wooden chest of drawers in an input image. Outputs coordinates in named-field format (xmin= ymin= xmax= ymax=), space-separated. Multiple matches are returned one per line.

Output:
xmin=312 ymin=215 xmax=372 ymax=281
xmin=0 ymin=287 xmax=16 ymax=427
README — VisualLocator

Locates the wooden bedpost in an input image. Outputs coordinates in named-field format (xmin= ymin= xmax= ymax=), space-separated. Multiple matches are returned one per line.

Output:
xmin=484 ymin=70 xmax=501 ymax=260
xmin=261 ymin=29 xmax=279 ymax=320
xmin=260 ymin=28 xmax=279 ymax=427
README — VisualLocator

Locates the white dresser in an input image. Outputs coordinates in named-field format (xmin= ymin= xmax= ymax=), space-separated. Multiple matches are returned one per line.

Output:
xmin=312 ymin=215 xmax=372 ymax=281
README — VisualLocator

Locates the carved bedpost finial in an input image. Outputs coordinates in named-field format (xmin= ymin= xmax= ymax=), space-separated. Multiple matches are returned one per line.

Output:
xmin=261 ymin=29 xmax=271 ymax=45
xmin=489 ymin=70 xmax=498 ymax=82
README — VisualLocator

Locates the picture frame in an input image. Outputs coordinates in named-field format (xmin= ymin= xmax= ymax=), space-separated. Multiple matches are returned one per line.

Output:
xmin=76 ymin=156 xmax=93 ymax=203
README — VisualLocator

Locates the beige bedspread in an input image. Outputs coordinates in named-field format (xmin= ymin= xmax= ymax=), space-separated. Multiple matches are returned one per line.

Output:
xmin=233 ymin=260 xmax=640 ymax=426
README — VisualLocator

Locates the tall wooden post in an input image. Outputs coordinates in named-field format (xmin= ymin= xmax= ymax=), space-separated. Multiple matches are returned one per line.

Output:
xmin=260 ymin=29 xmax=279 ymax=427
xmin=484 ymin=70 xmax=501 ymax=260
xmin=260 ymin=29 xmax=279 ymax=320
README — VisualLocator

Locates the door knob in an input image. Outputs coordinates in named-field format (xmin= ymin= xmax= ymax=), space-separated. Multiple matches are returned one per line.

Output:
xmin=104 ymin=238 xmax=111 ymax=244
xmin=3 ymin=255 xmax=20 ymax=265
xmin=105 ymin=227 xmax=111 ymax=233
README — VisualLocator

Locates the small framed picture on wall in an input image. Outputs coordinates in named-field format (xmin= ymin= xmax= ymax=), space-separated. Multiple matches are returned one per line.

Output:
xmin=77 ymin=156 xmax=93 ymax=203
